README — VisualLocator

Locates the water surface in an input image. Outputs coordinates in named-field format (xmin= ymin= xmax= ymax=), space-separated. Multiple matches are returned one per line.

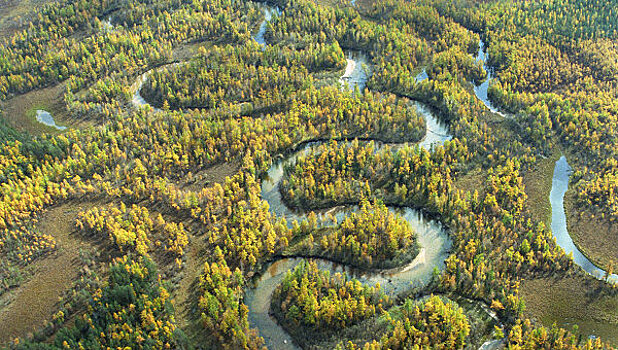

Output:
xmin=340 ymin=51 xmax=370 ymax=92
xmin=35 ymin=110 xmax=66 ymax=130
xmin=415 ymin=69 xmax=428 ymax=82
xmin=473 ymin=40 xmax=506 ymax=117
xmin=251 ymin=94 xmax=455 ymax=348
xmin=254 ymin=5 xmax=281 ymax=49
xmin=550 ymin=156 xmax=618 ymax=283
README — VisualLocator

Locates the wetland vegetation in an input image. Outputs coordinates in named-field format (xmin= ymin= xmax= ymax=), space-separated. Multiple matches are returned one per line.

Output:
xmin=0 ymin=0 xmax=617 ymax=348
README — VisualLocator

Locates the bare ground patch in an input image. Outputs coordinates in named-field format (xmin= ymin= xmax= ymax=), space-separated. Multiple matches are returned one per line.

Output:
xmin=178 ymin=162 xmax=239 ymax=191
xmin=0 ymin=202 xmax=96 ymax=344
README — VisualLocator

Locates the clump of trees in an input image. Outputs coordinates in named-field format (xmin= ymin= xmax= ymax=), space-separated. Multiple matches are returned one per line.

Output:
xmin=278 ymin=136 xmax=570 ymax=326
xmin=337 ymin=295 xmax=470 ymax=350
xmin=507 ymin=318 xmax=606 ymax=349
xmin=272 ymin=260 xmax=389 ymax=334
xmin=197 ymin=246 xmax=264 ymax=349
xmin=140 ymin=44 xmax=316 ymax=111
xmin=301 ymin=200 xmax=419 ymax=269
xmin=0 ymin=225 xmax=56 ymax=296
xmin=0 ymin=0 xmax=616 ymax=347
xmin=16 ymin=255 xmax=181 ymax=349
xmin=76 ymin=202 xmax=188 ymax=258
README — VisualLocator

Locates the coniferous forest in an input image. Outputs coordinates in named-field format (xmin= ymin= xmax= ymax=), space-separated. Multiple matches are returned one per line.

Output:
xmin=0 ymin=0 xmax=617 ymax=348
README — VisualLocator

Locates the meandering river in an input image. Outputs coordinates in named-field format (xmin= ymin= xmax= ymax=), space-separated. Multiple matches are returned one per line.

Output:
xmin=469 ymin=39 xmax=616 ymax=285
xmin=471 ymin=40 xmax=616 ymax=284
xmin=473 ymin=40 xmax=505 ymax=117
xmin=249 ymin=145 xmax=452 ymax=350
xmin=127 ymin=10 xmax=496 ymax=347
xmin=418 ymin=38 xmax=505 ymax=116
xmin=244 ymin=45 xmax=464 ymax=348
xmin=550 ymin=156 xmax=618 ymax=283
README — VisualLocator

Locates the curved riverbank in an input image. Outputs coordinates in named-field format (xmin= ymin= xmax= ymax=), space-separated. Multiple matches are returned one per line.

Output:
xmin=339 ymin=51 xmax=370 ymax=92
xmin=254 ymin=4 xmax=281 ymax=49
xmin=130 ymin=62 xmax=184 ymax=111
xmin=247 ymin=61 xmax=461 ymax=347
xmin=473 ymin=39 xmax=505 ymax=116
xmin=244 ymin=204 xmax=451 ymax=349
xmin=550 ymin=156 xmax=618 ymax=283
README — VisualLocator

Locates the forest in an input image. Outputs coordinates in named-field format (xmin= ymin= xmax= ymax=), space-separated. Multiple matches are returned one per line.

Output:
xmin=0 ymin=0 xmax=616 ymax=348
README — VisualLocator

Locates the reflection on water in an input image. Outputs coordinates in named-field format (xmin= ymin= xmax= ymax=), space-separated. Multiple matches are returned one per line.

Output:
xmin=252 ymin=129 xmax=454 ymax=349
xmin=254 ymin=5 xmax=281 ymax=49
xmin=245 ymin=206 xmax=451 ymax=350
xmin=131 ymin=63 xmax=182 ymax=111
xmin=247 ymin=34 xmax=462 ymax=350
xmin=413 ymin=68 xmax=451 ymax=151
xmin=550 ymin=156 xmax=618 ymax=283
xmin=102 ymin=17 xmax=113 ymax=31
xmin=473 ymin=40 xmax=506 ymax=117
xmin=415 ymin=102 xmax=451 ymax=150
xmin=415 ymin=69 xmax=428 ymax=82
xmin=131 ymin=71 xmax=161 ymax=111
xmin=35 ymin=110 xmax=66 ymax=130
xmin=479 ymin=339 xmax=505 ymax=350
xmin=131 ymin=73 xmax=154 ymax=109
xmin=340 ymin=51 xmax=370 ymax=92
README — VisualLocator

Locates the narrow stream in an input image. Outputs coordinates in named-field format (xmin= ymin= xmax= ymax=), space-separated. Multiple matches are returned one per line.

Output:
xmin=249 ymin=146 xmax=452 ymax=349
xmin=131 ymin=3 xmax=280 ymax=110
xmin=473 ymin=39 xmax=506 ymax=117
xmin=131 ymin=71 xmax=156 ymax=110
xmin=245 ymin=205 xmax=450 ymax=349
xmin=415 ymin=69 xmax=428 ymax=82
xmin=102 ymin=17 xmax=113 ymax=32
xmin=469 ymin=39 xmax=617 ymax=284
xmin=416 ymin=101 xmax=451 ymax=150
xmin=550 ymin=156 xmax=618 ymax=283
xmin=130 ymin=63 xmax=182 ymax=111
xmin=254 ymin=4 xmax=281 ymax=49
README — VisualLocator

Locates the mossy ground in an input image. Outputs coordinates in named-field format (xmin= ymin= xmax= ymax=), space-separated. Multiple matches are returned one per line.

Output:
xmin=564 ymin=187 xmax=618 ymax=272
xmin=522 ymin=149 xmax=561 ymax=227
xmin=0 ymin=203 xmax=96 ymax=344
xmin=520 ymin=275 xmax=618 ymax=346
xmin=519 ymin=146 xmax=618 ymax=346
xmin=0 ymin=0 xmax=58 ymax=39
xmin=1 ymin=83 xmax=71 ymax=135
